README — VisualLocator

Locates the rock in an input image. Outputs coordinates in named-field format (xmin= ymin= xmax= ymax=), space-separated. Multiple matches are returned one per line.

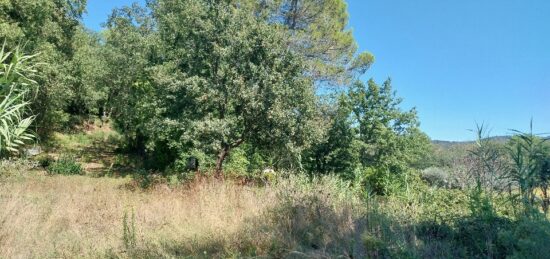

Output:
xmin=25 ymin=146 xmax=42 ymax=156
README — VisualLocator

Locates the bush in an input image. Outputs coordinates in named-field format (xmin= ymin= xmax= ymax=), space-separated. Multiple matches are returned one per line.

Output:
xmin=499 ymin=217 xmax=550 ymax=259
xmin=35 ymin=154 xmax=55 ymax=168
xmin=420 ymin=188 xmax=470 ymax=224
xmin=224 ymin=147 xmax=250 ymax=177
xmin=47 ymin=155 xmax=83 ymax=175
xmin=421 ymin=167 xmax=451 ymax=188
xmin=130 ymin=170 xmax=166 ymax=189
xmin=454 ymin=214 xmax=511 ymax=258
xmin=173 ymin=149 xmax=215 ymax=173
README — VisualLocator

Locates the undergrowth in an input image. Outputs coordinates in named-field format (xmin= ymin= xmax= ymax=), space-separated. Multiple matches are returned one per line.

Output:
xmin=46 ymin=154 xmax=83 ymax=175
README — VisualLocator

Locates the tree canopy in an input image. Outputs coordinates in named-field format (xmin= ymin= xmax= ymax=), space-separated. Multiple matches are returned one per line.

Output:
xmin=252 ymin=0 xmax=375 ymax=86
xmin=104 ymin=0 xmax=316 ymax=173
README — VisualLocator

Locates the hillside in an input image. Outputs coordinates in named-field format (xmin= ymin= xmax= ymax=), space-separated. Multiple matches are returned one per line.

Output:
xmin=432 ymin=135 xmax=512 ymax=147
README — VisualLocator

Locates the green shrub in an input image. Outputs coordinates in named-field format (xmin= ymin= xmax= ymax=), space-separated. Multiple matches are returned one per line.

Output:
xmin=173 ymin=149 xmax=215 ymax=173
xmin=497 ymin=217 xmax=550 ymax=259
xmin=224 ymin=147 xmax=250 ymax=177
xmin=47 ymin=155 xmax=83 ymax=175
xmin=421 ymin=167 xmax=452 ymax=188
xmin=420 ymin=188 xmax=469 ymax=224
xmin=35 ymin=154 xmax=55 ymax=168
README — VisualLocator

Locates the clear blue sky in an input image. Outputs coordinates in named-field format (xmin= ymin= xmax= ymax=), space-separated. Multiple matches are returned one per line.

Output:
xmin=83 ymin=0 xmax=550 ymax=141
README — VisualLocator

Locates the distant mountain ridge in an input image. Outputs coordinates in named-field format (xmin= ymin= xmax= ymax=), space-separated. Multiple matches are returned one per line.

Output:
xmin=432 ymin=135 xmax=549 ymax=148
xmin=432 ymin=136 xmax=513 ymax=147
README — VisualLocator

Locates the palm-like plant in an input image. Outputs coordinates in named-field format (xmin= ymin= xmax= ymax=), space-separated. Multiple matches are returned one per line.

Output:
xmin=0 ymin=43 xmax=39 ymax=157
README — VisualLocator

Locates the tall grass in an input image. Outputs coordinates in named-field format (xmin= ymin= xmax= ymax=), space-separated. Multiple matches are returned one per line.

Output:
xmin=0 ymin=171 xmax=390 ymax=258
xmin=1 ymin=147 xmax=550 ymax=258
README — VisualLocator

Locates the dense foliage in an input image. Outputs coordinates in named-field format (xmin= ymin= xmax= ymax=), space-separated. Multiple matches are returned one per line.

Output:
xmin=0 ymin=0 xmax=110 ymax=134
xmin=0 ymin=0 xmax=426 ymax=183
xmin=104 ymin=0 xmax=316 ymax=174
xmin=96 ymin=0 xmax=419 ymax=179
xmin=304 ymin=79 xmax=431 ymax=193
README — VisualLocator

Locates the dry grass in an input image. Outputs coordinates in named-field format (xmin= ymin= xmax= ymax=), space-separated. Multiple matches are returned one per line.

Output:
xmin=0 ymin=171 xmax=276 ymax=258
xmin=0 ymin=151 xmax=421 ymax=258
xmin=3 ymin=163 xmax=506 ymax=258
xmin=0 ymin=129 xmax=368 ymax=258
xmin=3 ymin=127 xmax=548 ymax=258
xmin=6 ymin=167 xmax=538 ymax=258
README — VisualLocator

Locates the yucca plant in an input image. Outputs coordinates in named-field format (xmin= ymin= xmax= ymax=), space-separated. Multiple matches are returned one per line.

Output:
xmin=0 ymin=43 xmax=39 ymax=157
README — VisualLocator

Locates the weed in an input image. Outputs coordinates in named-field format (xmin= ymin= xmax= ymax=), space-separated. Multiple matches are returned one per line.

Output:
xmin=47 ymin=154 xmax=83 ymax=175
xmin=123 ymin=208 xmax=137 ymax=251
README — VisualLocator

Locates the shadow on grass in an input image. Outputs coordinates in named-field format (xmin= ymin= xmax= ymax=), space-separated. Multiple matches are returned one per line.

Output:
xmin=118 ymin=196 xmax=550 ymax=259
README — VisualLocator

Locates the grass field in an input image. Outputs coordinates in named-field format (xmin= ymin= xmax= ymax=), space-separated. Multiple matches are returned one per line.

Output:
xmin=2 ymin=129 xmax=287 ymax=258
xmin=0 ymin=127 xmax=363 ymax=258
xmin=2 ymin=128 xmax=550 ymax=258
xmin=0 ymin=169 xmax=278 ymax=258
xmin=0 ymin=169 xmax=369 ymax=258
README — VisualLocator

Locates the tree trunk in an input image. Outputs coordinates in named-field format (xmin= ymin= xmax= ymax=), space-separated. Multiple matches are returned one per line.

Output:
xmin=214 ymin=139 xmax=244 ymax=178
xmin=215 ymin=147 xmax=229 ymax=178
xmin=288 ymin=0 xmax=299 ymax=29
xmin=542 ymin=186 xmax=549 ymax=215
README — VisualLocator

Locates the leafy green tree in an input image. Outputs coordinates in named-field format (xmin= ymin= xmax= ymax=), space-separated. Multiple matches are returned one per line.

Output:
xmin=103 ymin=3 xmax=156 ymax=152
xmin=0 ymin=0 xmax=86 ymax=51
xmin=349 ymin=79 xmax=430 ymax=193
xmin=63 ymin=27 xmax=109 ymax=124
xmin=349 ymin=79 xmax=427 ymax=170
xmin=106 ymin=0 xmax=316 ymax=174
xmin=304 ymin=94 xmax=359 ymax=179
xmin=305 ymin=78 xmax=430 ymax=193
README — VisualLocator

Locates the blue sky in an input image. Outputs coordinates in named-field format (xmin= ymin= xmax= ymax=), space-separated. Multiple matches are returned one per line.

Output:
xmin=83 ymin=0 xmax=550 ymax=141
